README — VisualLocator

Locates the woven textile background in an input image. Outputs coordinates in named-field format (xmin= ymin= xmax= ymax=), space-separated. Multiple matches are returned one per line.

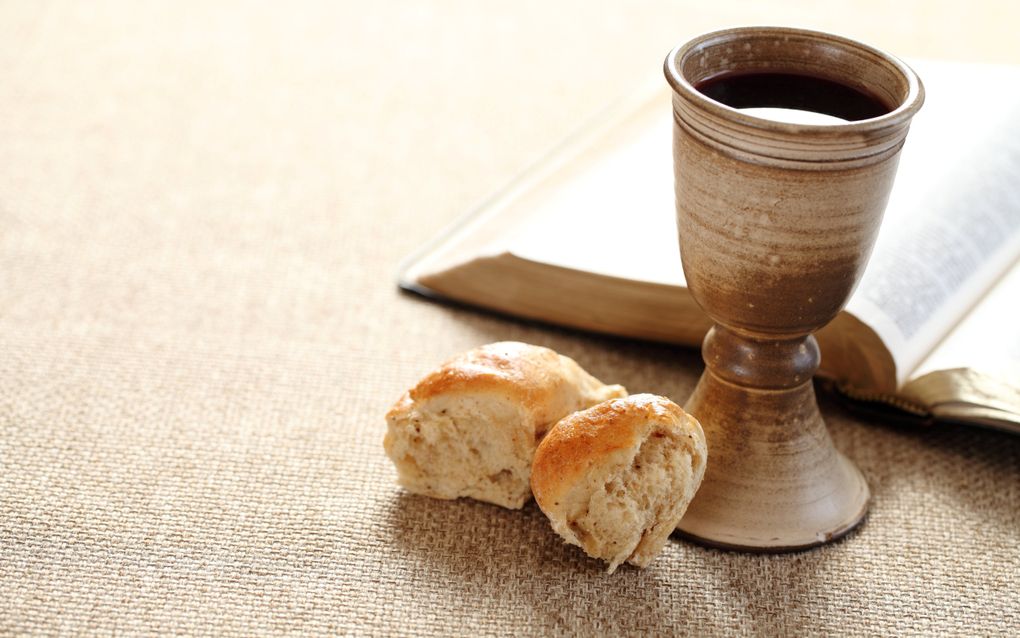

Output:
xmin=2 ymin=2 xmax=1018 ymax=635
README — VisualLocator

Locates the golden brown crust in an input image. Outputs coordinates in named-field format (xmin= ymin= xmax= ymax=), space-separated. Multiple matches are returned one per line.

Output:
xmin=395 ymin=342 xmax=589 ymax=430
xmin=384 ymin=391 xmax=414 ymax=421
xmin=410 ymin=340 xmax=558 ymax=396
xmin=531 ymin=394 xmax=689 ymax=507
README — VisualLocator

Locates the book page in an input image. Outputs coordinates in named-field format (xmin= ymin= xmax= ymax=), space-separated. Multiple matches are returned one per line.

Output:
xmin=834 ymin=61 xmax=1020 ymax=385
xmin=505 ymin=92 xmax=684 ymax=287
xmin=400 ymin=83 xmax=675 ymax=286
xmin=911 ymin=258 xmax=1020 ymax=383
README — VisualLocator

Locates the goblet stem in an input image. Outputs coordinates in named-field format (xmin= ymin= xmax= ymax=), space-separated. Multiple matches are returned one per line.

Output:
xmin=677 ymin=325 xmax=869 ymax=550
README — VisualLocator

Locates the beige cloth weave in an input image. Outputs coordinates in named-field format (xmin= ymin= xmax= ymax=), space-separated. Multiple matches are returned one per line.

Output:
xmin=2 ymin=2 xmax=1018 ymax=635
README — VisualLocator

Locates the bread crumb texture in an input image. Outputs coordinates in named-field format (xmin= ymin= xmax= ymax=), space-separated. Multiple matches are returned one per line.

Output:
xmin=531 ymin=394 xmax=707 ymax=572
xmin=384 ymin=342 xmax=626 ymax=509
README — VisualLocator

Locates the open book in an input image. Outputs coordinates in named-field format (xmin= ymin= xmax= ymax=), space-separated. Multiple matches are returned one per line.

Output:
xmin=400 ymin=60 xmax=1020 ymax=435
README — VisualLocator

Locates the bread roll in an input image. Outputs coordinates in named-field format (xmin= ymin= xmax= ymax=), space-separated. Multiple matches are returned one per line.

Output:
xmin=531 ymin=394 xmax=707 ymax=572
xmin=384 ymin=342 xmax=627 ymax=509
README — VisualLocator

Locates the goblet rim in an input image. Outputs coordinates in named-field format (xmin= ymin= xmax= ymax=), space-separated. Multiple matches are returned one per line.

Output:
xmin=664 ymin=25 xmax=925 ymax=136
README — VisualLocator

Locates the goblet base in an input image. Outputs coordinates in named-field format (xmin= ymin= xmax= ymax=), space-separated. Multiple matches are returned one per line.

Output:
xmin=676 ymin=368 xmax=870 ymax=551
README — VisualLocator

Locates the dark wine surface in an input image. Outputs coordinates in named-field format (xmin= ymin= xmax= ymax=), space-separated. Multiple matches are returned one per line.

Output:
xmin=694 ymin=71 xmax=893 ymax=121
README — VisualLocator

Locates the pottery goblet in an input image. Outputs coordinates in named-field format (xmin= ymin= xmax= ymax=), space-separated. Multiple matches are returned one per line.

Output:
xmin=664 ymin=27 xmax=924 ymax=550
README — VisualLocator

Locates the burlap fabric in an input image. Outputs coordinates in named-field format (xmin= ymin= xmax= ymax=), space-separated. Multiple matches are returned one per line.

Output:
xmin=2 ymin=2 xmax=1018 ymax=635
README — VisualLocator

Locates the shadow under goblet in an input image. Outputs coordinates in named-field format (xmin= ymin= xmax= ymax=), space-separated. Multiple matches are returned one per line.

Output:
xmin=664 ymin=27 xmax=924 ymax=550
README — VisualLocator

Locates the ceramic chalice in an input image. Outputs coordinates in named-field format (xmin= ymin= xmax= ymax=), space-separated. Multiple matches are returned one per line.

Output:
xmin=664 ymin=27 xmax=924 ymax=550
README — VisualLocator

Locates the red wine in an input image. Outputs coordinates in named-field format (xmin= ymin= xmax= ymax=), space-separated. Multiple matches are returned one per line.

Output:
xmin=694 ymin=71 xmax=893 ymax=122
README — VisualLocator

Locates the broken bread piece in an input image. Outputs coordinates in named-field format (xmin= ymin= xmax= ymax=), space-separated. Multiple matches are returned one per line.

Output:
xmin=531 ymin=394 xmax=707 ymax=572
xmin=384 ymin=341 xmax=627 ymax=509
